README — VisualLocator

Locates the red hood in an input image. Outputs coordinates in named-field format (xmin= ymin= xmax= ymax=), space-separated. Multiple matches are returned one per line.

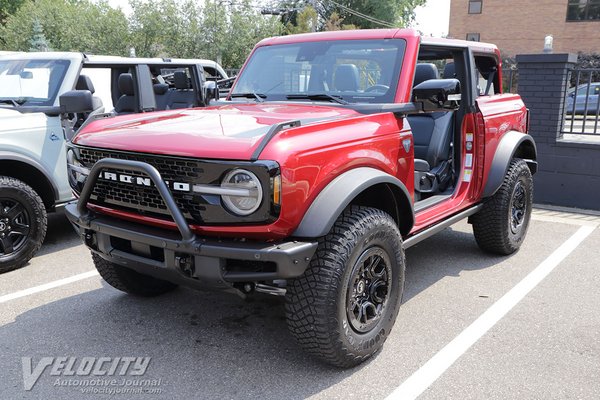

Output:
xmin=74 ymin=103 xmax=359 ymax=160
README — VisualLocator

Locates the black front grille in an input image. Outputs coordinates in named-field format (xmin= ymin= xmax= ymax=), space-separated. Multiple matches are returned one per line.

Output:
xmin=75 ymin=147 xmax=277 ymax=225
xmin=79 ymin=148 xmax=207 ymax=182
xmin=79 ymin=148 xmax=211 ymax=222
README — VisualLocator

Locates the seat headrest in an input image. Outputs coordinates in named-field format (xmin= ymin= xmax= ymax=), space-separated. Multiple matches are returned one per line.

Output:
xmin=76 ymin=75 xmax=95 ymax=94
xmin=414 ymin=63 xmax=439 ymax=87
xmin=443 ymin=62 xmax=456 ymax=79
xmin=118 ymin=73 xmax=135 ymax=96
xmin=334 ymin=64 xmax=359 ymax=92
xmin=153 ymin=83 xmax=169 ymax=95
xmin=173 ymin=71 xmax=189 ymax=90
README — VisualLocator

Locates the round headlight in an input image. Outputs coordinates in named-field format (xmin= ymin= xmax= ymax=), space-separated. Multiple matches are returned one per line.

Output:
xmin=220 ymin=169 xmax=263 ymax=216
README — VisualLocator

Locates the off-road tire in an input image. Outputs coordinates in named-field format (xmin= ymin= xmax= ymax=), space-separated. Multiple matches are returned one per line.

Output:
xmin=0 ymin=176 xmax=47 ymax=273
xmin=471 ymin=158 xmax=533 ymax=255
xmin=92 ymin=253 xmax=178 ymax=296
xmin=285 ymin=206 xmax=405 ymax=368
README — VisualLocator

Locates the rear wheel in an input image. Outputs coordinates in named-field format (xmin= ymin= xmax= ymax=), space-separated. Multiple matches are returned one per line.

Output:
xmin=0 ymin=176 xmax=47 ymax=273
xmin=285 ymin=206 xmax=405 ymax=368
xmin=471 ymin=158 xmax=533 ymax=255
xmin=92 ymin=253 xmax=178 ymax=296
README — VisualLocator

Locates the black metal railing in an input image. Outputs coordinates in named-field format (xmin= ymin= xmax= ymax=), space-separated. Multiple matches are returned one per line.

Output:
xmin=562 ymin=68 xmax=600 ymax=136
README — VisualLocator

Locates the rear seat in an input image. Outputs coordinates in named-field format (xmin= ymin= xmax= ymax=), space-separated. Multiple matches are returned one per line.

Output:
xmin=166 ymin=71 xmax=196 ymax=109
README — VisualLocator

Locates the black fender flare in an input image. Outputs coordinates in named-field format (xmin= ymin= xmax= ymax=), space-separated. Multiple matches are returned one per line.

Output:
xmin=0 ymin=151 xmax=60 ymax=200
xmin=293 ymin=167 xmax=414 ymax=238
xmin=482 ymin=131 xmax=537 ymax=198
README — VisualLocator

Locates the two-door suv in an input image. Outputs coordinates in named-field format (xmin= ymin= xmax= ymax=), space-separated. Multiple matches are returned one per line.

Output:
xmin=0 ymin=52 xmax=219 ymax=272
xmin=65 ymin=29 xmax=537 ymax=367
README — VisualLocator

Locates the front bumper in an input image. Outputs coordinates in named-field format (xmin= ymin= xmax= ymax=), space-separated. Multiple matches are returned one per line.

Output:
xmin=66 ymin=158 xmax=317 ymax=292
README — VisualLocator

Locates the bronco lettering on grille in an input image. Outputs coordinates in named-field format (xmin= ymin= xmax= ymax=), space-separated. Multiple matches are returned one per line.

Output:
xmin=99 ymin=171 xmax=191 ymax=192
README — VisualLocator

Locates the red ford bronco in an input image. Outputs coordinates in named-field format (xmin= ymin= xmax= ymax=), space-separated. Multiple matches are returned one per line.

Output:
xmin=65 ymin=29 xmax=537 ymax=367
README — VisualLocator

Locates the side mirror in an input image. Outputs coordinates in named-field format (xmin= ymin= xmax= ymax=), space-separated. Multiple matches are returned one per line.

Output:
xmin=203 ymin=81 xmax=219 ymax=103
xmin=413 ymin=78 xmax=461 ymax=111
xmin=59 ymin=90 xmax=94 ymax=114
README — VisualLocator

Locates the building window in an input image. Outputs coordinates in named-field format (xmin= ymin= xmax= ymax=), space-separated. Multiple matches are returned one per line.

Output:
xmin=468 ymin=0 xmax=483 ymax=14
xmin=466 ymin=33 xmax=481 ymax=42
xmin=567 ymin=0 xmax=600 ymax=21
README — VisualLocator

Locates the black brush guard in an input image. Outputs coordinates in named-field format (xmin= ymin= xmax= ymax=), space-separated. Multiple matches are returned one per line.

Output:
xmin=65 ymin=158 xmax=317 ymax=292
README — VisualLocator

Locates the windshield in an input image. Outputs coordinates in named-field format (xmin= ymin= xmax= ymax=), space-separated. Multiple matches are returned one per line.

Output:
xmin=0 ymin=59 xmax=70 ymax=106
xmin=231 ymin=39 xmax=406 ymax=104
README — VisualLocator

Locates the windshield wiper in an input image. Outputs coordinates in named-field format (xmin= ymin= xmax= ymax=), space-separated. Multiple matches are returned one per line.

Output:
xmin=230 ymin=92 xmax=266 ymax=102
xmin=286 ymin=93 xmax=349 ymax=105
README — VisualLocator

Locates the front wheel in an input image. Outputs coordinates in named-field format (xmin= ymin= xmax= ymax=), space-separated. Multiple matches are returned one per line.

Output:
xmin=471 ymin=158 xmax=533 ymax=255
xmin=285 ymin=206 xmax=405 ymax=368
xmin=92 ymin=253 xmax=178 ymax=296
xmin=0 ymin=176 xmax=47 ymax=273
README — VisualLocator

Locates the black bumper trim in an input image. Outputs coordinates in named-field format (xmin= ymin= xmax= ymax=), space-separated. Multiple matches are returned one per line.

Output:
xmin=68 ymin=157 xmax=317 ymax=290
xmin=66 ymin=203 xmax=317 ymax=286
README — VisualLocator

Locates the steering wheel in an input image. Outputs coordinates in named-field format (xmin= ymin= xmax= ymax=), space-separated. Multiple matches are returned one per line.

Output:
xmin=365 ymin=84 xmax=390 ymax=93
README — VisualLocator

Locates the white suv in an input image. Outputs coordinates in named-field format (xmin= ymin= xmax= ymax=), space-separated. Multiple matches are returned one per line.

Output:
xmin=0 ymin=52 xmax=220 ymax=272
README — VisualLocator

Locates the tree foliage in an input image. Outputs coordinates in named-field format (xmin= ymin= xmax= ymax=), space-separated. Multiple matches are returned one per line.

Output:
xmin=127 ymin=0 xmax=280 ymax=68
xmin=1 ymin=0 xmax=129 ymax=55
xmin=29 ymin=19 xmax=51 ymax=51
xmin=280 ymin=0 xmax=425 ymax=30
xmin=0 ymin=0 xmax=427 ymax=68
xmin=285 ymin=6 xmax=318 ymax=34
xmin=329 ymin=0 xmax=426 ymax=29
xmin=324 ymin=11 xmax=356 ymax=31
xmin=0 ymin=0 xmax=25 ymax=26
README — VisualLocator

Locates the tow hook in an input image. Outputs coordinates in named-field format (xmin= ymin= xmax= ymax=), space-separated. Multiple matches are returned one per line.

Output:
xmin=235 ymin=282 xmax=255 ymax=294
xmin=176 ymin=255 xmax=194 ymax=277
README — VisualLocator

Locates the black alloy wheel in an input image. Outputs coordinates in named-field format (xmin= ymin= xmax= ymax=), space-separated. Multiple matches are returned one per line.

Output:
xmin=0 ymin=177 xmax=47 ymax=273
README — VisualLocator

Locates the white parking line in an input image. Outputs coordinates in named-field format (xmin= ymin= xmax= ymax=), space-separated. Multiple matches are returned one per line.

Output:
xmin=0 ymin=270 xmax=99 ymax=304
xmin=386 ymin=225 xmax=596 ymax=400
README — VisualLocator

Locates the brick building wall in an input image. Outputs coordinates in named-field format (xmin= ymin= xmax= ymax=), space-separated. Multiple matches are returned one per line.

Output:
xmin=449 ymin=0 xmax=600 ymax=56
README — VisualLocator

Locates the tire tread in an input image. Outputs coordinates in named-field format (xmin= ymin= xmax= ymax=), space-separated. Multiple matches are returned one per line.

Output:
xmin=0 ymin=176 xmax=47 ymax=273
xmin=471 ymin=158 xmax=533 ymax=255
xmin=285 ymin=206 xmax=404 ymax=368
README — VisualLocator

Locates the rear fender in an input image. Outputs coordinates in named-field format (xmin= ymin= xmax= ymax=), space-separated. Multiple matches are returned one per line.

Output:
xmin=482 ymin=131 xmax=537 ymax=198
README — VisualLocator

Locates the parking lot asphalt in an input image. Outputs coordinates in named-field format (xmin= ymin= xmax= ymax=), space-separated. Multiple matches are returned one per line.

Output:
xmin=0 ymin=208 xmax=598 ymax=399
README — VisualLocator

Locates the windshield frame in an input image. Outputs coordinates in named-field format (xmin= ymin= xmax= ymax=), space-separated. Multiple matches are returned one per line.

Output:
xmin=230 ymin=38 xmax=407 ymax=105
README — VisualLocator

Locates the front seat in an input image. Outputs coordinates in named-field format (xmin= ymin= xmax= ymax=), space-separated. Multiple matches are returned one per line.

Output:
xmin=408 ymin=63 xmax=455 ymax=195
xmin=334 ymin=64 xmax=359 ymax=92
xmin=76 ymin=75 xmax=103 ymax=112
xmin=74 ymin=75 xmax=104 ymax=128
xmin=443 ymin=62 xmax=456 ymax=79
xmin=153 ymin=83 xmax=169 ymax=111
xmin=114 ymin=73 xmax=137 ymax=114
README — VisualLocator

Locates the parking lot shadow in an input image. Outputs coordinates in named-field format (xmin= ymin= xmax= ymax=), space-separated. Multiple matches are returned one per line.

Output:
xmin=403 ymin=225 xmax=511 ymax=303
xmin=37 ymin=209 xmax=81 ymax=257
xmin=0 ymin=225 xmax=512 ymax=399
xmin=0 ymin=286 xmax=358 ymax=399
